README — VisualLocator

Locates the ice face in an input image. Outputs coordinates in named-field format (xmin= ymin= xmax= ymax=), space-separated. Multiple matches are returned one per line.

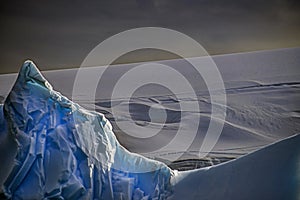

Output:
xmin=2 ymin=61 xmax=172 ymax=199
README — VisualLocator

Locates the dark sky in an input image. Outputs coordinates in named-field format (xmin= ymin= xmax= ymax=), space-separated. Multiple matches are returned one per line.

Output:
xmin=0 ymin=0 xmax=299 ymax=74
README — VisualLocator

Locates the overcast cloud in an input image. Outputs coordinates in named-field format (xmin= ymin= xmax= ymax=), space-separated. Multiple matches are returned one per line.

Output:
xmin=0 ymin=0 xmax=299 ymax=73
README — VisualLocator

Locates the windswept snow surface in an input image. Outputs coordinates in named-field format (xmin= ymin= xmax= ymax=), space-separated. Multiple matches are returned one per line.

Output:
xmin=0 ymin=48 xmax=299 ymax=163
xmin=0 ymin=48 xmax=299 ymax=199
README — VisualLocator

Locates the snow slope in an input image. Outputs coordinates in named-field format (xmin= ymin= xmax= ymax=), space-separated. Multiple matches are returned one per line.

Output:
xmin=171 ymin=133 xmax=300 ymax=200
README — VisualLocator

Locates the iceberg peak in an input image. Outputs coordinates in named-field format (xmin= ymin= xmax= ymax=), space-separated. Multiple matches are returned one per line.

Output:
xmin=3 ymin=61 xmax=172 ymax=199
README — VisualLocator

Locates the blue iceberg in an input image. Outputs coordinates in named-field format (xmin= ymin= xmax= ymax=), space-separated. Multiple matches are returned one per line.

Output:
xmin=2 ymin=61 xmax=172 ymax=199
xmin=0 ymin=61 xmax=299 ymax=200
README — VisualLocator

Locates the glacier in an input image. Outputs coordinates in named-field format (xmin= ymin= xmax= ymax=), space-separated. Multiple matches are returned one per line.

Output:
xmin=0 ymin=61 xmax=299 ymax=200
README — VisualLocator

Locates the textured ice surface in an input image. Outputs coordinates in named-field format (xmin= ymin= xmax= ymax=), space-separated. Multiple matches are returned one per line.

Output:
xmin=2 ymin=61 xmax=172 ymax=199
xmin=1 ymin=60 xmax=299 ymax=200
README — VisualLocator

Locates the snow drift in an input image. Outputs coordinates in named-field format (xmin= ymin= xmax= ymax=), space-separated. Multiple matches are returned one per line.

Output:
xmin=0 ymin=61 xmax=299 ymax=199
